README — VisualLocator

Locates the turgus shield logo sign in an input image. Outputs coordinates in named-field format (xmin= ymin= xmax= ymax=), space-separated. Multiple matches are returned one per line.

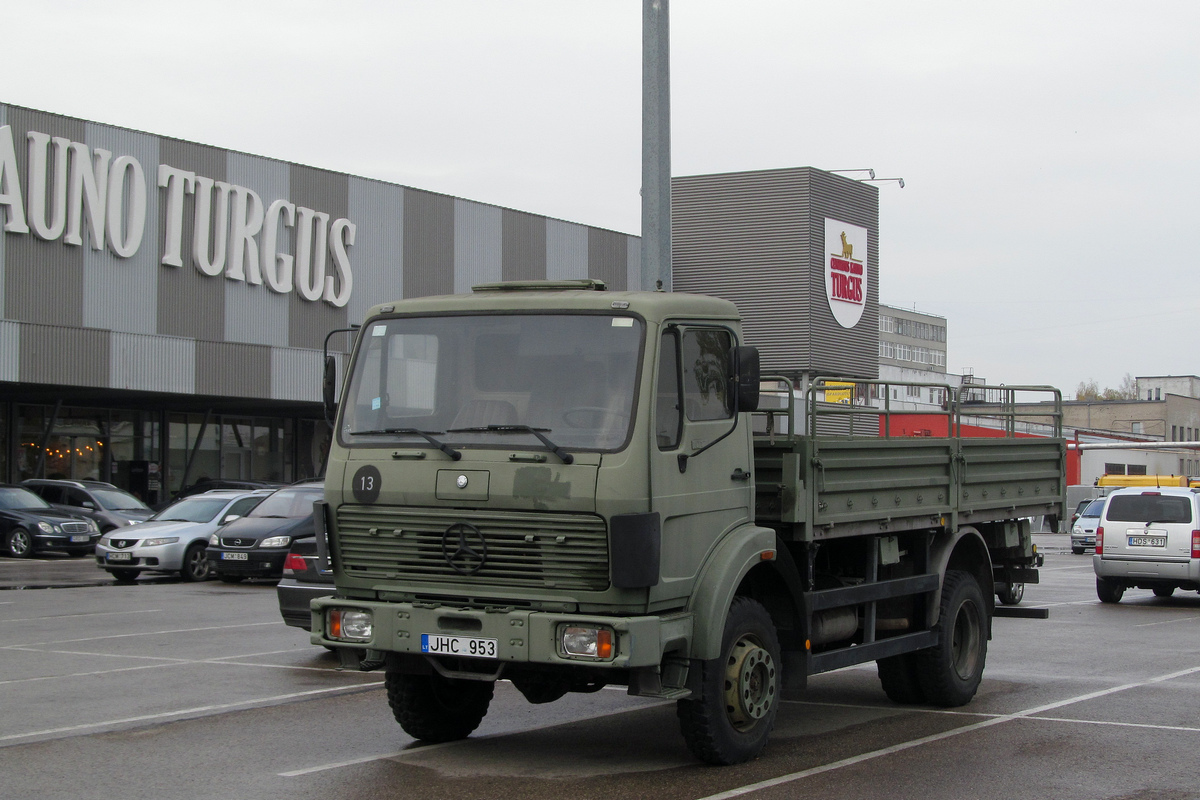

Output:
xmin=823 ymin=219 xmax=868 ymax=329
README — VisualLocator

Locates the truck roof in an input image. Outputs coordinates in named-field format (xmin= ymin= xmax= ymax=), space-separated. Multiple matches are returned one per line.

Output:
xmin=364 ymin=280 xmax=742 ymax=325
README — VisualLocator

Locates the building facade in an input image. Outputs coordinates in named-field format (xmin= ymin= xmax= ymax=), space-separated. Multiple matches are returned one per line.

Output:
xmin=0 ymin=103 xmax=639 ymax=502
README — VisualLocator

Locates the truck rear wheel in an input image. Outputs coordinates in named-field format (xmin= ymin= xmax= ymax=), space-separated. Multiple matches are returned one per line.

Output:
xmin=916 ymin=570 xmax=987 ymax=707
xmin=677 ymin=596 xmax=781 ymax=765
xmin=385 ymin=671 xmax=494 ymax=743
xmin=877 ymin=653 xmax=926 ymax=704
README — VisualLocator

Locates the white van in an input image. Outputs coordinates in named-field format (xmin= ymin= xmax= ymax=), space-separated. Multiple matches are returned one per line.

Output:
xmin=1093 ymin=486 xmax=1200 ymax=603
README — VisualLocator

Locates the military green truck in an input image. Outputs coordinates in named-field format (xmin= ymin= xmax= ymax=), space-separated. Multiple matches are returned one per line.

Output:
xmin=310 ymin=280 xmax=1062 ymax=765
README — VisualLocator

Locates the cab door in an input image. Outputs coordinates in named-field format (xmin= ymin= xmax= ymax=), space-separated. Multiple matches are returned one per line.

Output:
xmin=648 ymin=324 xmax=756 ymax=605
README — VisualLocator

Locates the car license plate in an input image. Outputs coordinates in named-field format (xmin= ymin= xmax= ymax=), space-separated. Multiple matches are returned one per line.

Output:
xmin=421 ymin=633 xmax=497 ymax=658
xmin=106 ymin=552 xmax=132 ymax=561
xmin=221 ymin=552 xmax=249 ymax=560
xmin=70 ymin=535 xmax=90 ymax=543
xmin=1128 ymin=535 xmax=1166 ymax=548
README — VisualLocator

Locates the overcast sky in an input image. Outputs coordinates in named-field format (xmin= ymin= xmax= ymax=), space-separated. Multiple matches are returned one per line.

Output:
xmin=6 ymin=1 xmax=1198 ymax=397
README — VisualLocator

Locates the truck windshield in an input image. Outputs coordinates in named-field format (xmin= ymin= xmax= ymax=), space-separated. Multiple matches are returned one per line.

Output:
xmin=341 ymin=313 xmax=643 ymax=452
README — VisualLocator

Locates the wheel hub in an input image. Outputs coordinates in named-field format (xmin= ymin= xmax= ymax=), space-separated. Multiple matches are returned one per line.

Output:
xmin=723 ymin=636 xmax=777 ymax=730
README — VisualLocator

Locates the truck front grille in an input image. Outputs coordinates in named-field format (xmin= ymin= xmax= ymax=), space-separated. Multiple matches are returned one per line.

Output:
xmin=335 ymin=505 xmax=610 ymax=592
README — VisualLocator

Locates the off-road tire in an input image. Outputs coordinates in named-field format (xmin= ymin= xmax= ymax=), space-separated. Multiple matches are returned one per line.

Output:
xmin=1096 ymin=577 xmax=1124 ymax=604
xmin=385 ymin=671 xmax=494 ymax=742
xmin=877 ymin=653 xmax=926 ymax=704
xmin=1153 ymin=586 xmax=1175 ymax=598
xmin=218 ymin=575 xmax=245 ymax=584
xmin=109 ymin=568 xmax=139 ymax=583
xmin=180 ymin=543 xmax=210 ymax=582
xmin=6 ymin=527 xmax=33 ymax=558
xmin=1071 ymin=547 xmax=1085 ymax=555
xmin=677 ymin=596 xmax=781 ymax=765
xmin=915 ymin=570 xmax=988 ymax=707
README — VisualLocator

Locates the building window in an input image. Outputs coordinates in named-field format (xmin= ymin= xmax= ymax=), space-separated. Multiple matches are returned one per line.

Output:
xmin=1104 ymin=463 xmax=1126 ymax=475
xmin=1127 ymin=464 xmax=1147 ymax=475
xmin=1131 ymin=422 xmax=1144 ymax=434
xmin=1148 ymin=390 xmax=1153 ymax=401
xmin=1172 ymin=426 xmax=1177 ymax=441
xmin=1156 ymin=388 xmax=1162 ymax=400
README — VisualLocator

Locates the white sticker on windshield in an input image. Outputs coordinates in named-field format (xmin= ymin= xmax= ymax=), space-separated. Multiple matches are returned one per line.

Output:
xmin=612 ymin=318 xmax=634 ymax=327
xmin=372 ymin=397 xmax=382 ymax=410
xmin=372 ymin=325 xmax=386 ymax=337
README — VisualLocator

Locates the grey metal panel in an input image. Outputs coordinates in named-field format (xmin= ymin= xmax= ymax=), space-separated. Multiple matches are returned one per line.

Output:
xmin=587 ymin=227 xmax=629 ymax=290
xmin=348 ymin=176 xmax=404 ymax=324
xmin=224 ymin=152 xmax=290 ymax=347
xmin=83 ymin=122 xmax=159 ymax=334
xmin=806 ymin=169 xmax=878 ymax=378
xmin=0 ymin=319 xmax=18 ymax=381
xmin=271 ymin=346 xmax=322 ymax=402
xmin=195 ymin=340 xmax=270 ymax=398
xmin=453 ymin=200 xmax=502 ymax=293
xmin=287 ymin=164 xmax=348 ymax=350
xmin=3 ymin=107 xmax=85 ymax=327
xmin=109 ymin=331 xmax=195 ymax=393
xmin=672 ymin=167 xmax=878 ymax=379
xmin=546 ymin=219 xmax=588 ymax=280
xmin=403 ymin=189 xmax=454 ymax=298
xmin=156 ymin=137 xmax=227 ymax=340
xmin=0 ymin=104 xmax=5 ymax=314
xmin=501 ymin=209 xmax=546 ymax=281
xmin=19 ymin=323 xmax=109 ymax=387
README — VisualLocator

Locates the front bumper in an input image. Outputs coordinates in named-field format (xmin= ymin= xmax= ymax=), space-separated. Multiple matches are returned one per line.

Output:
xmin=95 ymin=542 xmax=186 ymax=573
xmin=209 ymin=548 xmax=289 ymax=578
xmin=36 ymin=533 xmax=99 ymax=553
xmin=309 ymin=597 xmax=692 ymax=670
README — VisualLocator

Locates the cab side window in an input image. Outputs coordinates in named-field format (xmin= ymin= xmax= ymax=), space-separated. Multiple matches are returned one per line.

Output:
xmin=656 ymin=330 xmax=682 ymax=450
xmin=682 ymin=328 xmax=733 ymax=421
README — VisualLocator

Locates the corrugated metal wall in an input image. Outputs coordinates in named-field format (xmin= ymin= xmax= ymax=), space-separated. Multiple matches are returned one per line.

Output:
xmin=0 ymin=103 xmax=641 ymax=404
xmin=672 ymin=167 xmax=878 ymax=379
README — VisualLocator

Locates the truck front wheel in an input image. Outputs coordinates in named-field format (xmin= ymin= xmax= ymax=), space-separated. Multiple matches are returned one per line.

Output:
xmin=916 ymin=570 xmax=988 ymax=707
xmin=677 ymin=596 xmax=781 ymax=765
xmin=385 ymin=671 xmax=494 ymax=743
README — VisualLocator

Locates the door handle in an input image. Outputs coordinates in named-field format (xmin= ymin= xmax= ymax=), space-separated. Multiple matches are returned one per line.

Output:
xmin=731 ymin=468 xmax=752 ymax=481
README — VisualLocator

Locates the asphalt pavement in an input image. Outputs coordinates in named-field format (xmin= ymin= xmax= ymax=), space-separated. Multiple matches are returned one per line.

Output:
xmin=3 ymin=544 xmax=1199 ymax=800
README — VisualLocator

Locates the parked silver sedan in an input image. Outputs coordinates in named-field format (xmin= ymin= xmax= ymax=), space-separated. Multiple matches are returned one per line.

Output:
xmin=95 ymin=490 xmax=270 ymax=582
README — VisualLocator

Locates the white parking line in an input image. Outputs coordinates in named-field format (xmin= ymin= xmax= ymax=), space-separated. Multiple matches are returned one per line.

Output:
xmin=0 ymin=682 xmax=385 ymax=745
xmin=1135 ymin=615 xmax=1200 ymax=628
xmin=1 ymin=620 xmax=280 ymax=648
xmin=3 ymin=608 xmax=162 ymax=623
xmin=693 ymin=664 xmax=1200 ymax=800
xmin=0 ymin=646 xmax=369 ymax=683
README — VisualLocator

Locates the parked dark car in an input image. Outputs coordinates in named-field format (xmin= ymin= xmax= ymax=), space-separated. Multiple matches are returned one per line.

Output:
xmin=23 ymin=479 xmax=154 ymax=532
xmin=0 ymin=484 xmax=100 ymax=558
xmin=207 ymin=483 xmax=323 ymax=582
xmin=276 ymin=535 xmax=333 ymax=630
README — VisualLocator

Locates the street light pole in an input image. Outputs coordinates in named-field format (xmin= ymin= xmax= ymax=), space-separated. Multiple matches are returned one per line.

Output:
xmin=641 ymin=0 xmax=670 ymax=291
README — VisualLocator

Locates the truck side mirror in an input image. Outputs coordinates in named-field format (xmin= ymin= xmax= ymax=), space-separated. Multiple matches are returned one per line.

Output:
xmin=323 ymin=355 xmax=338 ymax=423
xmin=731 ymin=346 xmax=760 ymax=412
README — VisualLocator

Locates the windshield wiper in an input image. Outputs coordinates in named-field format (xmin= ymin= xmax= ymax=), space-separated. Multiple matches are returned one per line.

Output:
xmin=447 ymin=425 xmax=574 ymax=465
xmin=348 ymin=428 xmax=461 ymax=461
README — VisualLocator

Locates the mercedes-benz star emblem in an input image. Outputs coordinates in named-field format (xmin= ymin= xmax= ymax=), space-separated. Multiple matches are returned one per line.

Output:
xmin=442 ymin=522 xmax=487 ymax=575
